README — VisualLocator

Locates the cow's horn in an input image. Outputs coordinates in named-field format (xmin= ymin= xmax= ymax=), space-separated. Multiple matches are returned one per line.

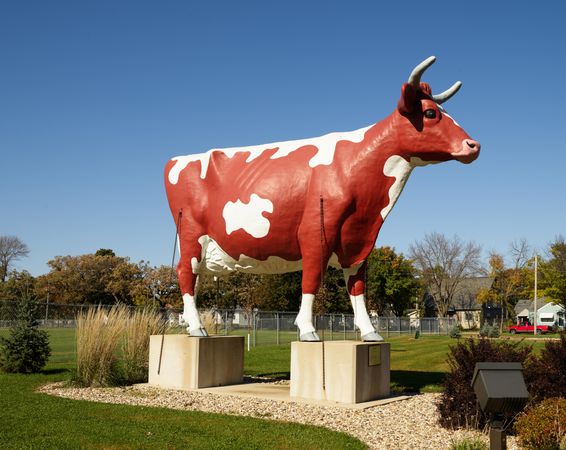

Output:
xmin=433 ymin=81 xmax=462 ymax=104
xmin=408 ymin=56 xmax=436 ymax=88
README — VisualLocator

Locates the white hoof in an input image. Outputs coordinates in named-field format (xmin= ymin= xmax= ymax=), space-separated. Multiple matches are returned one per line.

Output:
xmin=361 ymin=331 xmax=384 ymax=342
xmin=299 ymin=331 xmax=320 ymax=342
xmin=188 ymin=327 xmax=209 ymax=337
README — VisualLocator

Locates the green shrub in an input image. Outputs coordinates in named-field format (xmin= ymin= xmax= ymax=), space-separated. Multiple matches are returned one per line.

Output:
xmin=414 ymin=329 xmax=421 ymax=339
xmin=0 ymin=295 xmax=51 ymax=373
xmin=438 ymin=337 xmax=532 ymax=430
xmin=515 ymin=397 xmax=566 ymax=450
xmin=449 ymin=325 xmax=462 ymax=339
xmin=523 ymin=333 xmax=566 ymax=402
xmin=450 ymin=437 xmax=487 ymax=450
xmin=479 ymin=324 xmax=500 ymax=338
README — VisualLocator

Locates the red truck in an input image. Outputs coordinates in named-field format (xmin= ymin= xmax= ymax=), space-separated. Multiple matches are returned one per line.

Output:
xmin=508 ymin=323 xmax=550 ymax=335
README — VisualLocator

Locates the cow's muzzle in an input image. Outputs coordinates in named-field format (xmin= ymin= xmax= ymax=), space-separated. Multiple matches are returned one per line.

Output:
xmin=452 ymin=139 xmax=480 ymax=164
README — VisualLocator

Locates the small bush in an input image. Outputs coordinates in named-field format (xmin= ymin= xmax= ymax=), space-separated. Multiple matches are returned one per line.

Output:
xmin=515 ymin=397 xmax=566 ymax=450
xmin=438 ymin=337 xmax=532 ymax=430
xmin=0 ymin=295 xmax=51 ymax=373
xmin=450 ymin=437 xmax=487 ymax=450
xmin=479 ymin=324 xmax=500 ymax=338
xmin=449 ymin=325 xmax=462 ymax=339
xmin=414 ymin=329 xmax=421 ymax=339
xmin=523 ymin=333 xmax=566 ymax=402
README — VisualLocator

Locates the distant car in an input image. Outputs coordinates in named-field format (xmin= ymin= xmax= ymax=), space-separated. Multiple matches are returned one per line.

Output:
xmin=508 ymin=324 xmax=550 ymax=335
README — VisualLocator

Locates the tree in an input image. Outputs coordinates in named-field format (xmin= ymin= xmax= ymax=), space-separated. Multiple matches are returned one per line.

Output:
xmin=0 ymin=236 xmax=29 ymax=283
xmin=409 ymin=232 xmax=483 ymax=317
xmin=539 ymin=237 xmax=566 ymax=309
xmin=0 ymin=294 xmax=51 ymax=373
xmin=36 ymin=251 xmax=146 ymax=305
xmin=366 ymin=247 xmax=421 ymax=316
xmin=139 ymin=265 xmax=181 ymax=308
xmin=0 ymin=270 xmax=36 ymax=302
xmin=477 ymin=241 xmax=531 ymax=332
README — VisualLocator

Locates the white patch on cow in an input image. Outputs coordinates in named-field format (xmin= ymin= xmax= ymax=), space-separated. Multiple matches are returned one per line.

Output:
xmin=380 ymin=156 xmax=437 ymax=220
xmin=168 ymin=125 xmax=372 ymax=183
xmin=381 ymin=156 xmax=413 ymax=220
xmin=188 ymin=235 xmax=343 ymax=275
xmin=222 ymin=194 xmax=274 ymax=238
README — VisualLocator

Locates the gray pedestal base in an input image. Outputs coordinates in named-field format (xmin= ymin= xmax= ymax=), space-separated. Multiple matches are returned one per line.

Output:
xmin=290 ymin=340 xmax=390 ymax=404
xmin=148 ymin=335 xmax=244 ymax=390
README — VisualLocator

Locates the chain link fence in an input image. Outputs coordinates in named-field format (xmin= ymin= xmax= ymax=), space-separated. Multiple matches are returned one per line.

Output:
xmin=0 ymin=300 xmax=457 ymax=347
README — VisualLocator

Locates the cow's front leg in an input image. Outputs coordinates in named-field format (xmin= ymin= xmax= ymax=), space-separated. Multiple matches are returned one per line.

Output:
xmin=294 ymin=256 xmax=327 ymax=342
xmin=344 ymin=262 xmax=383 ymax=342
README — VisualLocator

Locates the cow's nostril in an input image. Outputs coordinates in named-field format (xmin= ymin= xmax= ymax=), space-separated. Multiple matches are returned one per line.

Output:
xmin=466 ymin=140 xmax=476 ymax=149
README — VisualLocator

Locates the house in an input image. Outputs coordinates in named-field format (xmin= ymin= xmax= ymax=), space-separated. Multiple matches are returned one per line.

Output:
xmin=514 ymin=299 xmax=565 ymax=329
xmin=449 ymin=277 xmax=494 ymax=329
xmin=423 ymin=277 xmax=494 ymax=329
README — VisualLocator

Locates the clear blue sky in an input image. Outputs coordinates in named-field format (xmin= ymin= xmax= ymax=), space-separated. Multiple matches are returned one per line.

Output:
xmin=1 ymin=0 xmax=565 ymax=276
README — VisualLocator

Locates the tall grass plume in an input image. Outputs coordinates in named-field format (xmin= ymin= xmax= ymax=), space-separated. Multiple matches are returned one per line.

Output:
xmin=75 ymin=305 xmax=167 ymax=386
xmin=122 ymin=308 xmax=166 ymax=384
xmin=75 ymin=305 xmax=128 ymax=387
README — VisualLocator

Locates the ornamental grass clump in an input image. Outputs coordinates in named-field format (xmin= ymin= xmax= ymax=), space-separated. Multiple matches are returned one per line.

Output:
xmin=75 ymin=305 xmax=128 ymax=386
xmin=121 ymin=308 xmax=166 ymax=384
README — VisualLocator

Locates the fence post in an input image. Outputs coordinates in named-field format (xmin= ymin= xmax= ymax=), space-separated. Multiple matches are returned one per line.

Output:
xmin=253 ymin=311 xmax=257 ymax=347
xmin=225 ymin=310 xmax=228 ymax=335
xmin=387 ymin=318 xmax=390 ymax=338
xmin=276 ymin=312 xmax=280 ymax=345
xmin=45 ymin=299 xmax=49 ymax=327
xmin=342 ymin=314 xmax=346 ymax=340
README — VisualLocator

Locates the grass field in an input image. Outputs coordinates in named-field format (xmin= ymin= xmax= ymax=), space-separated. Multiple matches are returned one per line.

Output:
xmin=0 ymin=328 xmax=548 ymax=449
xmin=0 ymin=328 xmax=364 ymax=450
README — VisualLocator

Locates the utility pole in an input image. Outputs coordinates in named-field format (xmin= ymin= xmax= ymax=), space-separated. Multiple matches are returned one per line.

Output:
xmin=534 ymin=255 xmax=538 ymax=336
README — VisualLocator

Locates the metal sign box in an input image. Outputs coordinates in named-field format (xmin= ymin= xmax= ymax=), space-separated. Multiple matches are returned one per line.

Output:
xmin=471 ymin=362 xmax=529 ymax=414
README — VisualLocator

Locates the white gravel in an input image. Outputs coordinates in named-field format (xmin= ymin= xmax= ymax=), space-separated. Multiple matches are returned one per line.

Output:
xmin=38 ymin=382 xmax=519 ymax=449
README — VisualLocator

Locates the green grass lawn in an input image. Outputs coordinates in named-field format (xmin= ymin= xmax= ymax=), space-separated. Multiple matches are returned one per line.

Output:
xmin=0 ymin=328 xmax=548 ymax=449
xmin=0 ymin=328 xmax=364 ymax=450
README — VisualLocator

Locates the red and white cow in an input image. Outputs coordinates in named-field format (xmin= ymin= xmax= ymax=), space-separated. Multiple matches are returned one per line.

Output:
xmin=164 ymin=56 xmax=480 ymax=341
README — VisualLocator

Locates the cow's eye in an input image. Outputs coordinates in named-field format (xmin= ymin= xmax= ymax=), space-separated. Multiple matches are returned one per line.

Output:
xmin=424 ymin=109 xmax=437 ymax=119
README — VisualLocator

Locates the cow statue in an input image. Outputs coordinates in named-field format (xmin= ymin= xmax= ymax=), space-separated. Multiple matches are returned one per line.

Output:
xmin=164 ymin=56 xmax=480 ymax=342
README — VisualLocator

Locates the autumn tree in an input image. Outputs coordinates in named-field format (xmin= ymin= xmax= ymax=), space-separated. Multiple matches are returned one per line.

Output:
xmin=0 ymin=236 xmax=29 ymax=283
xmin=409 ymin=232 xmax=483 ymax=317
xmin=477 ymin=240 xmax=531 ymax=331
xmin=539 ymin=237 xmax=566 ymax=309
xmin=366 ymin=247 xmax=421 ymax=316
xmin=0 ymin=270 xmax=36 ymax=302
xmin=36 ymin=251 xmax=146 ymax=305
xmin=139 ymin=265 xmax=181 ymax=308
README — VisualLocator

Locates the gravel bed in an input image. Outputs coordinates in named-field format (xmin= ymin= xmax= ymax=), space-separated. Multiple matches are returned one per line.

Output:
xmin=38 ymin=383 xmax=519 ymax=449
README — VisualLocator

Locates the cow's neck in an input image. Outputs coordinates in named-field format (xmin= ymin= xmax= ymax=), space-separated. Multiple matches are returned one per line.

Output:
xmin=349 ymin=113 xmax=424 ymax=229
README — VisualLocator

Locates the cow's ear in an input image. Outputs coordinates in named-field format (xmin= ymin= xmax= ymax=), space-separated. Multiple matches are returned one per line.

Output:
xmin=397 ymin=83 xmax=416 ymax=114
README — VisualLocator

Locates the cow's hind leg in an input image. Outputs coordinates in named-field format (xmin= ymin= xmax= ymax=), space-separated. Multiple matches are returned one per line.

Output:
xmin=344 ymin=262 xmax=383 ymax=342
xmin=177 ymin=234 xmax=208 ymax=337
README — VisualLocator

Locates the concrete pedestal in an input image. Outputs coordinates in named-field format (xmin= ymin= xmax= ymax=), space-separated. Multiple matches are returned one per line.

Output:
xmin=148 ymin=335 xmax=244 ymax=390
xmin=290 ymin=340 xmax=390 ymax=404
